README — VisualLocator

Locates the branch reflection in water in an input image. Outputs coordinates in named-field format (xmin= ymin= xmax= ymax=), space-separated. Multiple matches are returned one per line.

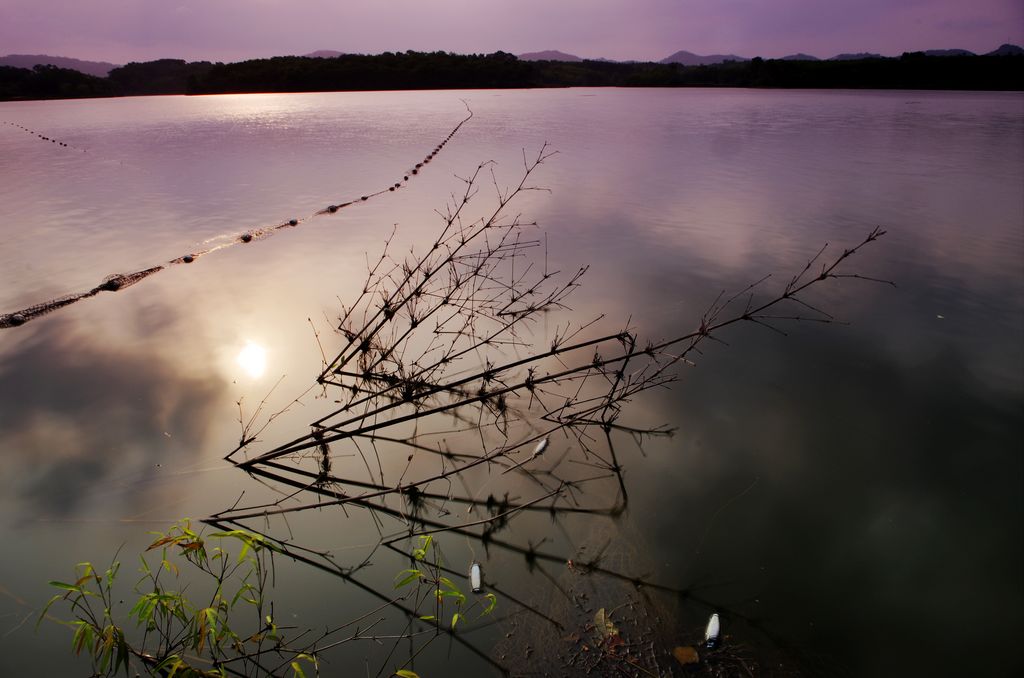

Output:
xmin=208 ymin=147 xmax=887 ymax=677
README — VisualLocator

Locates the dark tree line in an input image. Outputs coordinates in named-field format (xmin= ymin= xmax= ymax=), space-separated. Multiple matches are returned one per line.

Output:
xmin=2 ymin=51 xmax=1021 ymax=101
xmin=0 ymin=64 xmax=115 ymax=100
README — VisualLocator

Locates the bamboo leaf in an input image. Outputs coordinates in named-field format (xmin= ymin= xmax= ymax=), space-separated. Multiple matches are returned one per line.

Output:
xmin=36 ymin=594 xmax=63 ymax=630
xmin=115 ymin=631 xmax=129 ymax=675
xmin=48 ymin=580 xmax=81 ymax=592
xmin=237 ymin=541 xmax=250 ymax=565
xmin=394 ymin=569 xmax=423 ymax=588
xmin=71 ymin=621 xmax=87 ymax=655
xmin=594 ymin=608 xmax=619 ymax=638
xmin=105 ymin=561 xmax=120 ymax=587
xmin=146 ymin=535 xmax=180 ymax=551
xmin=412 ymin=535 xmax=432 ymax=561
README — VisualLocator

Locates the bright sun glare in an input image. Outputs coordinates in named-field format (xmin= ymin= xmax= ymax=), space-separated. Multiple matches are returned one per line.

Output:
xmin=236 ymin=342 xmax=267 ymax=378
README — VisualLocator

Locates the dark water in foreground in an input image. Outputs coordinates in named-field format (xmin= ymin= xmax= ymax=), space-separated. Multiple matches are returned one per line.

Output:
xmin=0 ymin=88 xmax=1021 ymax=676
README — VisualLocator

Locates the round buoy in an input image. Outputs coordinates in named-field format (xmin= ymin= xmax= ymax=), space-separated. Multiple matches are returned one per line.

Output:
xmin=183 ymin=255 xmax=194 ymax=263
xmin=360 ymin=196 xmax=368 ymax=201
xmin=102 ymin=279 xmax=122 ymax=291
xmin=241 ymin=233 xmax=253 ymax=242
xmin=328 ymin=205 xmax=338 ymax=213
xmin=9 ymin=313 xmax=26 ymax=326
xmin=389 ymin=187 xmax=395 ymax=191
xmin=411 ymin=169 xmax=418 ymax=175
xmin=289 ymin=219 xmax=298 ymax=226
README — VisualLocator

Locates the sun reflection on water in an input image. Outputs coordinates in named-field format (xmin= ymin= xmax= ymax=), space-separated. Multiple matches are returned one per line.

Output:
xmin=236 ymin=342 xmax=266 ymax=378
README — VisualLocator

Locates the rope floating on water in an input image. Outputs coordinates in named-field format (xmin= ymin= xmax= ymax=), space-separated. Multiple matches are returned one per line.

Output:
xmin=0 ymin=105 xmax=474 ymax=330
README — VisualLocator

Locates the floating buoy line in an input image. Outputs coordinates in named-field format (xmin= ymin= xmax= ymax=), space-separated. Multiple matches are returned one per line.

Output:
xmin=0 ymin=105 xmax=473 ymax=330
xmin=2 ymin=119 xmax=88 ymax=152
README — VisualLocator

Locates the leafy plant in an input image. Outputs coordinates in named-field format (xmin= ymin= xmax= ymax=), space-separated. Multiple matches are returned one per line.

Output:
xmin=40 ymin=519 xmax=317 ymax=677
xmin=42 ymin=523 xmax=492 ymax=677
xmin=388 ymin=536 xmax=497 ymax=678
xmin=393 ymin=535 xmax=497 ymax=633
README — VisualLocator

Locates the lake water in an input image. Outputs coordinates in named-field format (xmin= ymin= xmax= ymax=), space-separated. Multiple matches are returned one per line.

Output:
xmin=0 ymin=88 xmax=1021 ymax=677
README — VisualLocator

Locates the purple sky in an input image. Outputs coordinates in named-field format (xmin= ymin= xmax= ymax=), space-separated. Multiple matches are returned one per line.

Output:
xmin=3 ymin=0 xmax=1022 ymax=64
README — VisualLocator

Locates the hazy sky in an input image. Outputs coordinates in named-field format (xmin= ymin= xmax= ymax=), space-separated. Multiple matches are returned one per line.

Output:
xmin=3 ymin=0 xmax=1022 ymax=64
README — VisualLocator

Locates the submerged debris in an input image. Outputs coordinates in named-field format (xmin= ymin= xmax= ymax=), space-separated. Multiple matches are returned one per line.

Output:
xmin=704 ymin=613 xmax=721 ymax=649
xmin=673 ymin=645 xmax=700 ymax=666
xmin=470 ymin=562 xmax=482 ymax=593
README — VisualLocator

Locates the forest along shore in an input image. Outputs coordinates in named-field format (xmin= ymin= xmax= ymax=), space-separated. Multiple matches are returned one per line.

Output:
xmin=2 ymin=49 xmax=1023 ymax=101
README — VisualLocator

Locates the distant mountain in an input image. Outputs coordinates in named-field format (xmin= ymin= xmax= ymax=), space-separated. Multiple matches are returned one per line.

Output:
xmin=922 ymin=49 xmax=975 ymax=57
xmin=518 ymin=50 xmax=582 ymax=62
xmin=780 ymin=53 xmax=819 ymax=61
xmin=986 ymin=43 xmax=1024 ymax=56
xmin=829 ymin=52 xmax=884 ymax=61
xmin=660 ymin=50 xmax=747 ymax=66
xmin=0 ymin=54 xmax=118 ymax=77
xmin=303 ymin=50 xmax=344 ymax=58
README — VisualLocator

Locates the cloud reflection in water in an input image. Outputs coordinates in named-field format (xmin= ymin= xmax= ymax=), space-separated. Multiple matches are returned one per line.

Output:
xmin=0 ymin=317 xmax=225 ymax=517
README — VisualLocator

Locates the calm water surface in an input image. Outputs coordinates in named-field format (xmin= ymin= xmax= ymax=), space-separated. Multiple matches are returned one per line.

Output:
xmin=0 ymin=89 xmax=1021 ymax=676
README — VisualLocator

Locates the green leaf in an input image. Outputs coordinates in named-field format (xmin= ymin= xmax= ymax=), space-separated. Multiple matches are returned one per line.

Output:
xmin=115 ymin=630 xmax=130 ymax=675
xmin=156 ymin=655 xmax=185 ymax=678
xmin=48 ymin=580 xmax=81 ymax=592
xmin=412 ymin=535 xmax=433 ymax=560
xmin=394 ymin=671 xmax=420 ymax=678
xmin=71 ymin=621 xmax=88 ymax=655
xmin=435 ymin=589 xmax=466 ymax=605
xmin=98 ymin=629 xmax=112 ymax=672
xmin=105 ymin=561 xmax=120 ymax=587
xmin=451 ymin=612 xmax=464 ymax=630
xmin=483 ymin=593 xmax=497 ymax=615
xmin=295 ymin=653 xmax=318 ymax=668
xmin=36 ymin=594 xmax=63 ymax=630
xmin=394 ymin=568 xmax=423 ymax=588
